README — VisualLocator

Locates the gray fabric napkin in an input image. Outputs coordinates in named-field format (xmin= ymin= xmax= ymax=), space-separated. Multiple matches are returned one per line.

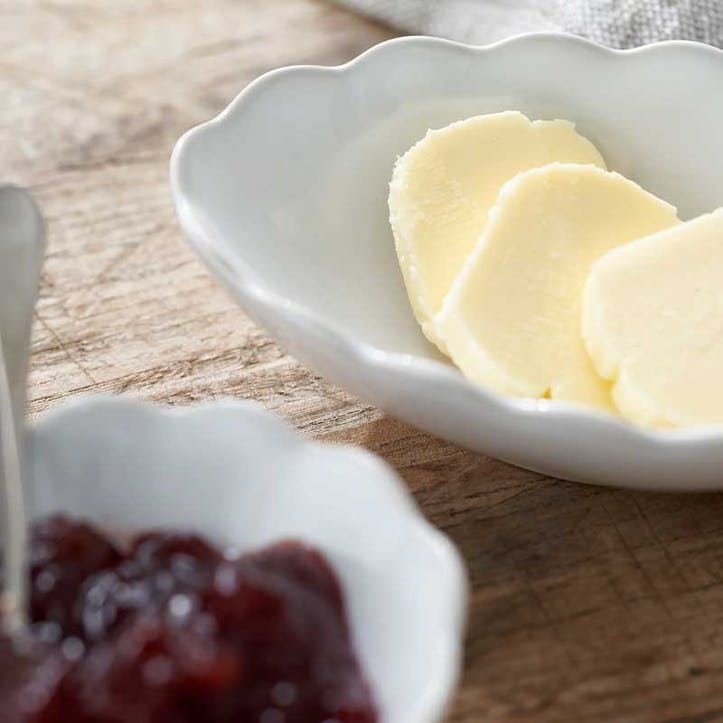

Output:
xmin=336 ymin=0 xmax=723 ymax=48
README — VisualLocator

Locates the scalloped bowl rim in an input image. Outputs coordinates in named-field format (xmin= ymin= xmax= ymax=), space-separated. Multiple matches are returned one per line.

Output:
xmin=170 ymin=34 xmax=723 ymax=468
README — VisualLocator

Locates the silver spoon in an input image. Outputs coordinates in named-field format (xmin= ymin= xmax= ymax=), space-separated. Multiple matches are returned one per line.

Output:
xmin=0 ymin=186 xmax=46 ymax=632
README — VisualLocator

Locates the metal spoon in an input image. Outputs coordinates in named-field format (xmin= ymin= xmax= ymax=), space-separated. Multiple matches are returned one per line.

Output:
xmin=0 ymin=187 xmax=46 ymax=632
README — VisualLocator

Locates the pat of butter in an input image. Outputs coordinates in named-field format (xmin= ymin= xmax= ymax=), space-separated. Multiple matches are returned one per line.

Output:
xmin=583 ymin=208 xmax=723 ymax=427
xmin=388 ymin=111 xmax=605 ymax=350
xmin=436 ymin=163 xmax=679 ymax=411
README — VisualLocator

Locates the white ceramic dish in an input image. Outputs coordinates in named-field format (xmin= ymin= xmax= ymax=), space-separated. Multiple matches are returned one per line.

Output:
xmin=171 ymin=33 xmax=723 ymax=490
xmin=25 ymin=396 xmax=466 ymax=723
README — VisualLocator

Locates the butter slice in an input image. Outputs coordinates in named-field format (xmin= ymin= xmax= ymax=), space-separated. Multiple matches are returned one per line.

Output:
xmin=583 ymin=209 xmax=723 ymax=427
xmin=436 ymin=163 xmax=679 ymax=411
xmin=389 ymin=112 xmax=605 ymax=349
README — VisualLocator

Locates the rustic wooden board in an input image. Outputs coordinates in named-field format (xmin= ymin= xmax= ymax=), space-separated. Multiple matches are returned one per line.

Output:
xmin=5 ymin=2 xmax=723 ymax=721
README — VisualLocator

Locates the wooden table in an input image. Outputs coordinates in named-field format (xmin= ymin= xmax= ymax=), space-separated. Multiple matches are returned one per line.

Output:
xmin=6 ymin=2 xmax=723 ymax=721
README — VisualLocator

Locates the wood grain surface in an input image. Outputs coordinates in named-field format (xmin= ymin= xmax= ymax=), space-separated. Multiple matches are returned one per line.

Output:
xmin=5 ymin=2 xmax=723 ymax=721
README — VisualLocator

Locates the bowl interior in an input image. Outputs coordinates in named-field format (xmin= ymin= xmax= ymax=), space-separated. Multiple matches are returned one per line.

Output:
xmin=25 ymin=399 xmax=463 ymax=723
xmin=179 ymin=35 xmax=723 ymax=361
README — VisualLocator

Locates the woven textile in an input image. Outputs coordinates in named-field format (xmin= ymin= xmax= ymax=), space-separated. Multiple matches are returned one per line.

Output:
xmin=336 ymin=0 xmax=723 ymax=48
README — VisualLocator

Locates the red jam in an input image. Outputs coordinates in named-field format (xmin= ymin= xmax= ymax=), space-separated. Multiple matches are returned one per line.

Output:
xmin=1 ymin=516 xmax=378 ymax=722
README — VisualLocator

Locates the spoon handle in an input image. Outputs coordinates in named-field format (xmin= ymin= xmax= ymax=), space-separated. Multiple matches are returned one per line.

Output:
xmin=0 ymin=333 xmax=27 ymax=631
xmin=0 ymin=187 xmax=46 ymax=631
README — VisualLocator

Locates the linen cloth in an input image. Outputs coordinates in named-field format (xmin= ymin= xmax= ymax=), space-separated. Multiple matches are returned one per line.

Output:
xmin=335 ymin=0 xmax=723 ymax=48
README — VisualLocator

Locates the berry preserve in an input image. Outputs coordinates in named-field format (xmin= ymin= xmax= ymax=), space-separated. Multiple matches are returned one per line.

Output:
xmin=0 ymin=516 xmax=377 ymax=723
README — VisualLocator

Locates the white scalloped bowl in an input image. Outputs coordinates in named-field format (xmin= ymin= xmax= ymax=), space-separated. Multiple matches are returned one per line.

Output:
xmin=24 ymin=397 xmax=466 ymax=723
xmin=171 ymin=34 xmax=723 ymax=490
